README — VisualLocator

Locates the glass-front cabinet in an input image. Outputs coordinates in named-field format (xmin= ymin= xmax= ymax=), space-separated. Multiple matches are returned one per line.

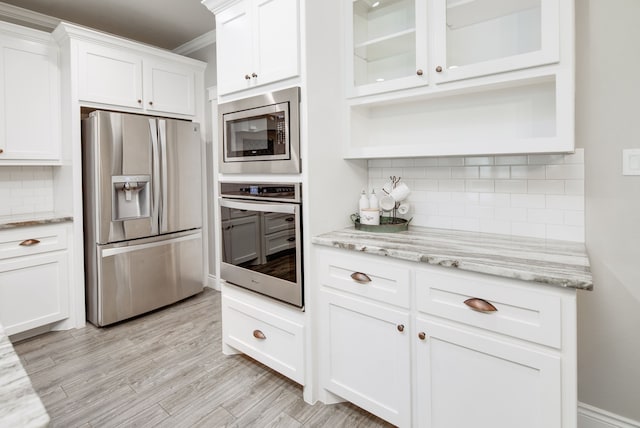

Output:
xmin=347 ymin=0 xmax=560 ymax=97
xmin=432 ymin=0 xmax=559 ymax=84
xmin=347 ymin=0 xmax=427 ymax=97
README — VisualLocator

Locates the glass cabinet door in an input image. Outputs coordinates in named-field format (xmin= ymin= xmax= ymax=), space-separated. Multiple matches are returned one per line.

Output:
xmin=348 ymin=0 xmax=428 ymax=97
xmin=432 ymin=0 xmax=559 ymax=83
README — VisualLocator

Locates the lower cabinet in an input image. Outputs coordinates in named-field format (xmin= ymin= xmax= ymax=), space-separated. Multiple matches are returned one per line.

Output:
xmin=316 ymin=246 xmax=576 ymax=428
xmin=415 ymin=317 xmax=562 ymax=428
xmin=320 ymin=290 xmax=411 ymax=427
xmin=0 ymin=223 xmax=70 ymax=336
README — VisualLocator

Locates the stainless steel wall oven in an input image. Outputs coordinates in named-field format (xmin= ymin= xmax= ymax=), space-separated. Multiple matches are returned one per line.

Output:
xmin=219 ymin=182 xmax=303 ymax=308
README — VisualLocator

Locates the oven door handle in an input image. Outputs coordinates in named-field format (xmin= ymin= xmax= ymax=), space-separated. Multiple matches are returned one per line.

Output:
xmin=219 ymin=198 xmax=297 ymax=215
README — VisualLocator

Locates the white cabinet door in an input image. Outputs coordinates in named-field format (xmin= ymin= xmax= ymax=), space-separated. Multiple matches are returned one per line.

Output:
xmin=253 ymin=0 xmax=299 ymax=87
xmin=78 ymin=42 xmax=144 ymax=109
xmin=347 ymin=0 xmax=428 ymax=97
xmin=215 ymin=0 xmax=299 ymax=96
xmin=0 ymin=35 xmax=60 ymax=162
xmin=321 ymin=289 xmax=411 ymax=427
xmin=415 ymin=317 xmax=562 ymax=428
xmin=431 ymin=0 xmax=560 ymax=84
xmin=222 ymin=215 xmax=260 ymax=265
xmin=0 ymin=252 xmax=70 ymax=336
xmin=216 ymin=2 xmax=255 ymax=95
xmin=143 ymin=59 xmax=196 ymax=116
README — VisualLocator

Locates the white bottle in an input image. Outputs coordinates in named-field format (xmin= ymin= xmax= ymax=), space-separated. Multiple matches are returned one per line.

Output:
xmin=369 ymin=189 xmax=379 ymax=210
xmin=359 ymin=190 xmax=369 ymax=210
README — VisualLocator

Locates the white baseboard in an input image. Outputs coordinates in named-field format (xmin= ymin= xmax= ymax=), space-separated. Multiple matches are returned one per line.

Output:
xmin=205 ymin=274 xmax=220 ymax=291
xmin=579 ymin=402 xmax=640 ymax=428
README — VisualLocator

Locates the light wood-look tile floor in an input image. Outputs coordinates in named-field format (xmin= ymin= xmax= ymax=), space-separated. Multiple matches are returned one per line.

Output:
xmin=13 ymin=288 xmax=394 ymax=428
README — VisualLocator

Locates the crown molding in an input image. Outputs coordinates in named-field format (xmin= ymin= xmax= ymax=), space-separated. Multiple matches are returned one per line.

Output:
xmin=0 ymin=2 xmax=59 ymax=30
xmin=173 ymin=30 xmax=216 ymax=55
xmin=201 ymin=0 xmax=238 ymax=14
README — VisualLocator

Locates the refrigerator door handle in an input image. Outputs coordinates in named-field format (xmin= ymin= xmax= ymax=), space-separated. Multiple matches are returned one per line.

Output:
xmin=149 ymin=119 xmax=160 ymax=235
xmin=158 ymin=119 xmax=168 ymax=233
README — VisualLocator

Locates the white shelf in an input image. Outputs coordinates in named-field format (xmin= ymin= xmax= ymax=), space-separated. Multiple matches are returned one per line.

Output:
xmin=446 ymin=0 xmax=540 ymax=30
xmin=354 ymin=28 xmax=416 ymax=61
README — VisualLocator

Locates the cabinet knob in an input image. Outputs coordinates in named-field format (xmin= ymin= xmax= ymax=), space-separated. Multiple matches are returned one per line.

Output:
xmin=252 ymin=72 xmax=258 ymax=78
xmin=397 ymin=324 xmax=405 ymax=332
xmin=464 ymin=297 xmax=498 ymax=313
xmin=0 ymin=148 xmax=3 ymax=154
xmin=253 ymin=329 xmax=266 ymax=340
xmin=418 ymin=332 xmax=426 ymax=340
xmin=148 ymin=101 xmax=153 ymax=106
xmin=350 ymin=272 xmax=371 ymax=283
xmin=245 ymin=74 xmax=251 ymax=80
xmin=416 ymin=69 xmax=424 ymax=76
xmin=137 ymin=99 xmax=142 ymax=104
xmin=435 ymin=66 xmax=443 ymax=73
xmin=19 ymin=239 xmax=40 ymax=246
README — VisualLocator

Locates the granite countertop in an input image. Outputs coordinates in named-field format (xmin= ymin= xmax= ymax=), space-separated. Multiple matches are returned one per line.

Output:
xmin=0 ymin=212 xmax=73 ymax=230
xmin=0 ymin=324 xmax=49 ymax=427
xmin=312 ymin=226 xmax=592 ymax=290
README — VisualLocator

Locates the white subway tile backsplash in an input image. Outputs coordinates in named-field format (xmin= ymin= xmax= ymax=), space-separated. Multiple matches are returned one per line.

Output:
xmin=495 ymin=179 xmax=527 ymax=194
xmin=511 ymin=165 xmax=546 ymax=179
xmin=527 ymin=179 xmax=565 ymax=195
xmin=368 ymin=151 xmax=585 ymax=242
xmin=1 ymin=166 xmax=54 ymax=216
xmin=451 ymin=166 xmax=479 ymax=179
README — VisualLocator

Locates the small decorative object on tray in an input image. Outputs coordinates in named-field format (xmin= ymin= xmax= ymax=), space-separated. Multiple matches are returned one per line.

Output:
xmin=351 ymin=176 xmax=411 ymax=233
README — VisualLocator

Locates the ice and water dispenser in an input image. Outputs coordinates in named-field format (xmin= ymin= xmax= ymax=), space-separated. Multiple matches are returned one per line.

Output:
xmin=111 ymin=175 xmax=151 ymax=220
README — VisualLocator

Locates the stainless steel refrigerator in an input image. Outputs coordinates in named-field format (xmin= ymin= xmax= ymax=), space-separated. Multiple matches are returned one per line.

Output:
xmin=82 ymin=110 xmax=203 ymax=326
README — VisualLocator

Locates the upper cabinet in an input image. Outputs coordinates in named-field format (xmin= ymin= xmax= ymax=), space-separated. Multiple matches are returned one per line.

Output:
xmin=77 ymin=42 xmax=197 ymax=116
xmin=55 ymin=23 xmax=205 ymax=118
xmin=345 ymin=0 xmax=573 ymax=158
xmin=208 ymin=0 xmax=300 ymax=96
xmin=0 ymin=23 xmax=61 ymax=164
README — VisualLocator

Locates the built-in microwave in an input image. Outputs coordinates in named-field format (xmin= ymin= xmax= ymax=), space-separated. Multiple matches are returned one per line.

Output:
xmin=218 ymin=87 xmax=300 ymax=174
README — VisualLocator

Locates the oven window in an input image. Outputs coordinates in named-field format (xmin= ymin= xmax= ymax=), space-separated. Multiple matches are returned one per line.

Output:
xmin=226 ymin=112 xmax=287 ymax=158
xmin=221 ymin=207 xmax=297 ymax=283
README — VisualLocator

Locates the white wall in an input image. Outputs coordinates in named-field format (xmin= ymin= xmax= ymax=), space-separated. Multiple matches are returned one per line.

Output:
xmin=576 ymin=0 xmax=640 ymax=423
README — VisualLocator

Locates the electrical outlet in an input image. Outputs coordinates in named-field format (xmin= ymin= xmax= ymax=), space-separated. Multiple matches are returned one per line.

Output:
xmin=622 ymin=149 xmax=640 ymax=176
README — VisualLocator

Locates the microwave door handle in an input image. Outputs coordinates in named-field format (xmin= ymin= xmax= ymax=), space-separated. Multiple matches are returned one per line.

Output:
xmin=149 ymin=119 xmax=160 ymax=235
xmin=219 ymin=198 xmax=296 ymax=215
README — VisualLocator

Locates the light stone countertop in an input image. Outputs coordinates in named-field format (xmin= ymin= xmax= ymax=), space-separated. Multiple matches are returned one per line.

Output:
xmin=312 ymin=226 xmax=592 ymax=290
xmin=0 ymin=324 xmax=50 ymax=427
xmin=0 ymin=212 xmax=73 ymax=230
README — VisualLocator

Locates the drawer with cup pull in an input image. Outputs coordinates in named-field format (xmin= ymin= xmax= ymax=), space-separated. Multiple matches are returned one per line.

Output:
xmin=317 ymin=247 xmax=411 ymax=309
xmin=415 ymin=267 xmax=562 ymax=348
xmin=221 ymin=293 xmax=304 ymax=384
xmin=0 ymin=224 xmax=68 ymax=260
xmin=264 ymin=229 xmax=296 ymax=256
xmin=263 ymin=212 xmax=296 ymax=234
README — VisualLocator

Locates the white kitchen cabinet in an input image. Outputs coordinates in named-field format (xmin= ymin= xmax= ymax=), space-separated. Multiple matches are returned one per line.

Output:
xmin=78 ymin=42 xmax=198 ymax=116
xmin=320 ymin=289 xmax=411 ymax=427
xmin=345 ymin=0 xmax=573 ymax=158
xmin=415 ymin=317 xmax=561 ymax=428
xmin=213 ymin=0 xmax=300 ymax=95
xmin=222 ymin=215 xmax=260 ymax=265
xmin=315 ymin=246 xmax=577 ymax=428
xmin=0 ymin=23 xmax=60 ymax=164
xmin=0 ymin=223 xmax=70 ymax=336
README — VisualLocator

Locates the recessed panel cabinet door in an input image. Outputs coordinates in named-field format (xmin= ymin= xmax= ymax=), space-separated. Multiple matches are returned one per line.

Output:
xmin=144 ymin=60 xmax=196 ymax=116
xmin=0 ymin=36 xmax=60 ymax=162
xmin=415 ymin=317 xmax=562 ymax=428
xmin=321 ymin=290 xmax=411 ymax=427
xmin=216 ymin=2 xmax=254 ymax=95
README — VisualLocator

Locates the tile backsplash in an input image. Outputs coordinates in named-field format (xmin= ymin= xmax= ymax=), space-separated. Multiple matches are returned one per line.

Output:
xmin=0 ymin=166 xmax=54 ymax=216
xmin=368 ymin=149 xmax=585 ymax=242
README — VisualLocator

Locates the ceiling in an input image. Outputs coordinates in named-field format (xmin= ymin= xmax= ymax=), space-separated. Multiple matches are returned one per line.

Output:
xmin=0 ymin=0 xmax=215 ymax=50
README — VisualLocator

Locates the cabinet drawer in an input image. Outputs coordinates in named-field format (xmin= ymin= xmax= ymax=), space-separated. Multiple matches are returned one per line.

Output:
xmin=0 ymin=224 xmax=68 ymax=260
xmin=264 ymin=229 xmax=296 ymax=256
xmin=222 ymin=294 xmax=304 ymax=384
xmin=416 ymin=268 xmax=562 ymax=348
xmin=0 ymin=252 xmax=70 ymax=335
xmin=318 ymin=249 xmax=411 ymax=309
xmin=263 ymin=212 xmax=295 ymax=234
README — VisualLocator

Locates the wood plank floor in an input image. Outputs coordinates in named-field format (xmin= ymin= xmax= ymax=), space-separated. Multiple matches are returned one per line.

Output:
xmin=13 ymin=288 xmax=394 ymax=428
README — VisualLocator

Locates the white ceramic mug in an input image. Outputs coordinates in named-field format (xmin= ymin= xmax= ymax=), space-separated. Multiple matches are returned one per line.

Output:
xmin=359 ymin=208 xmax=380 ymax=225
xmin=379 ymin=195 xmax=396 ymax=211
xmin=389 ymin=182 xmax=410 ymax=201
